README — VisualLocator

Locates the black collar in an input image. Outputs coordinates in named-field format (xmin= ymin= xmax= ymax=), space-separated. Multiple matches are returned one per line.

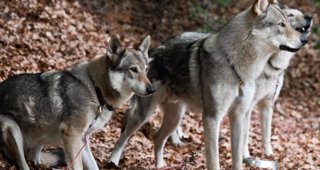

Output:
xmin=223 ymin=51 xmax=244 ymax=97
xmin=230 ymin=63 xmax=243 ymax=84
xmin=267 ymin=60 xmax=282 ymax=71
xmin=88 ymin=69 xmax=115 ymax=111
xmin=196 ymin=38 xmax=244 ymax=96
xmin=94 ymin=87 xmax=115 ymax=111
xmin=219 ymin=45 xmax=243 ymax=85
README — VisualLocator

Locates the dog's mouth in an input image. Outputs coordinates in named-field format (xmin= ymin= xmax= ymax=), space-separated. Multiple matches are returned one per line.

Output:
xmin=279 ymin=37 xmax=309 ymax=53
xmin=279 ymin=45 xmax=302 ymax=53
xmin=295 ymin=17 xmax=313 ymax=34
xmin=135 ymin=93 xmax=152 ymax=97
xmin=295 ymin=25 xmax=311 ymax=34
xmin=131 ymin=89 xmax=152 ymax=97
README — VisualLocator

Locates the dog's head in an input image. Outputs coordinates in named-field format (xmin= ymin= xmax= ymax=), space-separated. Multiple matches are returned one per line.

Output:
xmin=284 ymin=8 xmax=313 ymax=36
xmin=251 ymin=0 xmax=308 ymax=53
xmin=107 ymin=35 xmax=154 ymax=97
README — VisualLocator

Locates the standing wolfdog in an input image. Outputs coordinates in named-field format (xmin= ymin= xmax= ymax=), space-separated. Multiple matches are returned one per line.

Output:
xmin=109 ymin=0 xmax=308 ymax=169
xmin=0 ymin=35 xmax=154 ymax=170
xmin=164 ymin=8 xmax=313 ymax=158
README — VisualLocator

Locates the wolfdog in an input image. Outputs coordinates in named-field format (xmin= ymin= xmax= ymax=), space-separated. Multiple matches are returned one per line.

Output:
xmin=165 ymin=8 xmax=313 ymax=158
xmin=0 ymin=35 xmax=154 ymax=170
xmin=109 ymin=0 xmax=308 ymax=169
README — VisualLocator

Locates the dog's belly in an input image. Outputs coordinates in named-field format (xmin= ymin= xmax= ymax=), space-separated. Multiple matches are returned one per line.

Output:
xmin=254 ymin=76 xmax=278 ymax=102
xmin=24 ymin=127 xmax=63 ymax=147
xmin=179 ymin=94 xmax=203 ymax=113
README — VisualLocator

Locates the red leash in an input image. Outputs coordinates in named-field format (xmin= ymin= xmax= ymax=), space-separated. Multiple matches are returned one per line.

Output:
xmin=65 ymin=115 xmax=100 ymax=169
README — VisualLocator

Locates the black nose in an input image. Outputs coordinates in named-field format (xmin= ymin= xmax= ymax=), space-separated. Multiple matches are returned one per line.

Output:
xmin=301 ymin=38 xmax=308 ymax=45
xmin=146 ymin=85 xmax=155 ymax=94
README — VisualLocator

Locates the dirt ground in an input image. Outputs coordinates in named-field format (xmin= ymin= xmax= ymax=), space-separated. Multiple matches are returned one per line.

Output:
xmin=0 ymin=0 xmax=319 ymax=169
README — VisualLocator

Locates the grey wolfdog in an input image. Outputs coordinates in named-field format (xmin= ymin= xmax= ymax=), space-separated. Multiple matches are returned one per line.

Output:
xmin=108 ymin=0 xmax=309 ymax=169
xmin=166 ymin=8 xmax=313 ymax=159
xmin=0 ymin=35 xmax=154 ymax=170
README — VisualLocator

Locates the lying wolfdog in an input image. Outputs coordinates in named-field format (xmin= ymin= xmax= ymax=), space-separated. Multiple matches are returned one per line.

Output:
xmin=0 ymin=35 xmax=154 ymax=170
xmin=109 ymin=0 xmax=308 ymax=169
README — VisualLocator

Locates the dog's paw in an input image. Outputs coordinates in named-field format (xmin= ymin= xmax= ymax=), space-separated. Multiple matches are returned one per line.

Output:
xmin=170 ymin=130 xmax=187 ymax=147
xmin=264 ymin=145 xmax=273 ymax=156
xmin=243 ymin=149 xmax=251 ymax=158
xmin=171 ymin=137 xmax=185 ymax=147
xmin=156 ymin=159 xmax=167 ymax=169
xmin=105 ymin=161 xmax=121 ymax=170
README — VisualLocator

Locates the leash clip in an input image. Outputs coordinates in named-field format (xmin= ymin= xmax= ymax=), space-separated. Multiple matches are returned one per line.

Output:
xmin=98 ymin=105 xmax=105 ymax=114
xmin=238 ymin=80 xmax=244 ymax=97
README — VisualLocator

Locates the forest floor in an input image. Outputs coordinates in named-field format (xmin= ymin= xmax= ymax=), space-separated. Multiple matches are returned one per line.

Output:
xmin=0 ymin=0 xmax=319 ymax=169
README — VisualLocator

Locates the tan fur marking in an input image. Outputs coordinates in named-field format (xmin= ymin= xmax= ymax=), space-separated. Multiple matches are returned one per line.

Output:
xmin=138 ymin=73 xmax=151 ymax=85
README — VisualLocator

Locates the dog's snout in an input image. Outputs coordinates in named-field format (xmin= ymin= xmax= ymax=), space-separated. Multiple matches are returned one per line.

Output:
xmin=300 ymin=38 xmax=308 ymax=45
xmin=146 ymin=85 xmax=155 ymax=94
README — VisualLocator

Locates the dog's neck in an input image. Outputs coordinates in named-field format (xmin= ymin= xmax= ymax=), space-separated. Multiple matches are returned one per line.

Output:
xmin=87 ymin=55 xmax=121 ymax=108
xmin=214 ymin=11 xmax=279 ymax=82
xmin=263 ymin=51 xmax=294 ymax=78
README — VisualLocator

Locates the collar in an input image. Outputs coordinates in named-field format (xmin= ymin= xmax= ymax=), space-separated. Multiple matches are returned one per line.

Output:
xmin=219 ymin=44 xmax=244 ymax=86
xmin=227 ymin=59 xmax=244 ymax=97
xmin=88 ymin=69 xmax=115 ymax=111
xmin=95 ymin=87 xmax=115 ymax=111
xmin=196 ymin=38 xmax=244 ymax=96
xmin=267 ymin=60 xmax=282 ymax=71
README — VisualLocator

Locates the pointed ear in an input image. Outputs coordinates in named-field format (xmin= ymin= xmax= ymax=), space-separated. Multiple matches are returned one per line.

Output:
xmin=138 ymin=35 xmax=151 ymax=56
xmin=108 ymin=34 xmax=125 ymax=55
xmin=282 ymin=5 xmax=289 ymax=9
xmin=252 ymin=0 xmax=269 ymax=16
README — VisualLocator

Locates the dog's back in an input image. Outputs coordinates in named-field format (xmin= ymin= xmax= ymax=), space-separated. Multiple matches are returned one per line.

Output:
xmin=0 ymin=71 xmax=92 ymax=142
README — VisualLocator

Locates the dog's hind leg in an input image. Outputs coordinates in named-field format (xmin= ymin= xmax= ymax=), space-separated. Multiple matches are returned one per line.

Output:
xmin=257 ymin=98 xmax=274 ymax=156
xmin=169 ymin=105 xmax=186 ymax=147
xmin=155 ymin=101 xmax=186 ymax=168
xmin=61 ymin=125 xmax=83 ymax=170
xmin=108 ymin=95 xmax=158 ymax=166
xmin=0 ymin=115 xmax=29 ymax=170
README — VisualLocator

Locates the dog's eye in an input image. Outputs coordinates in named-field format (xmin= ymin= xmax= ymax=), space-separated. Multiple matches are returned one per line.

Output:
xmin=278 ymin=22 xmax=286 ymax=27
xmin=129 ymin=67 xmax=138 ymax=73
xmin=287 ymin=14 xmax=294 ymax=17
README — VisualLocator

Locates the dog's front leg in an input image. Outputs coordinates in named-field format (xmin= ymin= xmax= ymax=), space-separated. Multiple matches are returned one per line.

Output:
xmin=202 ymin=87 xmax=235 ymax=170
xmin=203 ymin=111 xmax=223 ymax=170
xmin=229 ymin=112 xmax=246 ymax=170
xmin=109 ymin=95 xmax=158 ymax=165
xmin=82 ymin=139 xmax=99 ymax=170
xmin=258 ymin=99 xmax=274 ymax=156
xmin=155 ymin=102 xmax=186 ymax=168
xmin=242 ymin=103 xmax=255 ymax=158
xmin=61 ymin=126 xmax=83 ymax=170
xmin=229 ymin=82 xmax=255 ymax=170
